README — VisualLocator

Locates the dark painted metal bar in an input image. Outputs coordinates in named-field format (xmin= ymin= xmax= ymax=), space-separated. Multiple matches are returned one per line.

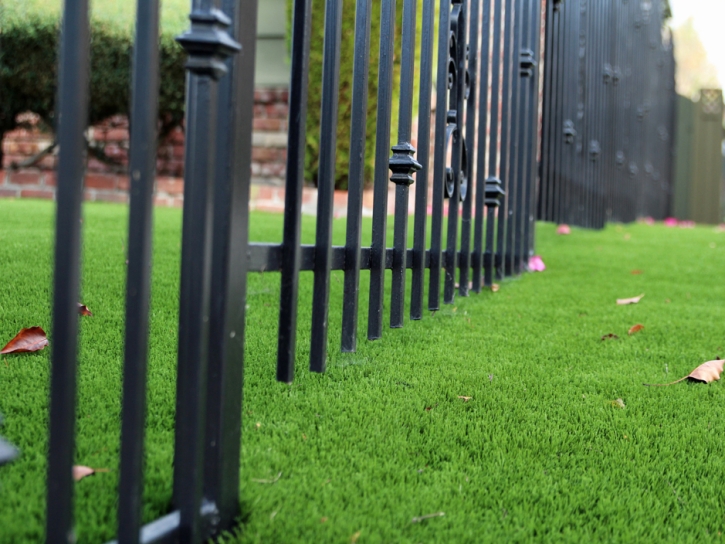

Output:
xmin=46 ymin=0 xmax=90 ymax=540
xmin=117 ymin=0 xmax=160 ymax=541
xmin=241 ymin=243 xmax=487 ymax=272
xmin=203 ymin=0 xmax=257 ymax=533
xmin=537 ymin=0 xmax=556 ymax=223
xmin=427 ymin=0 xmax=452 ymax=311
xmin=390 ymin=0 xmax=422 ymax=327
xmin=483 ymin=0 xmax=503 ymax=285
xmin=172 ymin=4 xmax=240 ymax=542
xmin=107 ymin=502 xmax=219 ymax=544
xmin=459 ymin=0 xmax=480 ymax=296
xmin=368 ymin=0 xmax=397 ymax=338
xmin=410 ymin=0 xmax=436 ymax=319
xmin=443 ymin=1 xmax=467 ymax=304
xmin=471 ymin=0 xmax=492 ymax=293
xmin=522 ymin=0 xmax=541 ymax=261
xmin=310 ymin=0 xmax=343 ymax=371
xmin=510 ymin=0 xmax=528 ymax=274
xmin=277 ymin=0 xmax=313 ymax=382
xmin=495 ymin=0 xmax=515 ymax=279
xmin=341 ymin=0 xmax=373 ymax=350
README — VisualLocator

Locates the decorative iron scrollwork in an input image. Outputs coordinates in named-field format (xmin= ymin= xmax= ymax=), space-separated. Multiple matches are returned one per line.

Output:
xmin=589 ymin=140 xmax=601 ymax=161
xmin=520 ymin=49 xmax=537 ymax=77
xmin=175 ymin=8 xmax=241 ymax=80
xmin=389 ymin=143 xmax=422 ymax=186
xmin=563 ymin=120 xmax=576 ymax=144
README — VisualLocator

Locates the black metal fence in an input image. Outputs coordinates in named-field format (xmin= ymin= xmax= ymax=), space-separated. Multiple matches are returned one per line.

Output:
xmin=1 ymin=0 xmax=677 ymax=541
xmin=539 ymin=0 xmax=677 ymax=227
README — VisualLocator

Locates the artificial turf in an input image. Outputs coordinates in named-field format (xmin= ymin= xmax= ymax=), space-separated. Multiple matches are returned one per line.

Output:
xmin=1 ymin=198 xmax=725 ymax=543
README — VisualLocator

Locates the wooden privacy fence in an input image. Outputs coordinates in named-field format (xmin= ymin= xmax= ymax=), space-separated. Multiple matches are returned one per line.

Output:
xmin=0 ymin=0 xmax=677 ymax=542
xmin=673 ymin=89 xmax=725 ymax=224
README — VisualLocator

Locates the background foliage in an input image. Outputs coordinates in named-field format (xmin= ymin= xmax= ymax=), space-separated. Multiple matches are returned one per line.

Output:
xmin=0 ymin=16 xmax=187 ymax=152
xmin=295 ymin=0 xmax=434 ymax=189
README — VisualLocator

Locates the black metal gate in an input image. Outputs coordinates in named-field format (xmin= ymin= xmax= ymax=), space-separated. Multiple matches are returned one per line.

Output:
xmin=538 ymin=0 xmax=676 ymax=226
xmin=0 ymin=0 xmax=676 ymax=541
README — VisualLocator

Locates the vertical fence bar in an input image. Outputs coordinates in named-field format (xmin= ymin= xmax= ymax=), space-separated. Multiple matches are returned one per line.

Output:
xmin=341 ymin=0 xmax=373 ymax=350
xmin=310 ymin=0 xmax=343 ymax=371
xmin=522 ymin=0 xmax=541 ymax=260
xmin=537 ymin=0 xmax=555 ymax=223
xmin=411 ymin=0 xmax=436 ymax=319
xmin=483 ymin=0 xmax=503 ymax=286
xmin=428 ymin=0 xmax=452 ymax=310
xmin=172 ymin=4 xmax=240 ymax=541
xmin=368 ymin=0 xmax=397 ymax=338
xmin=510 ymin=0 xmax=530 ymax=274
xmin=204 ymin=0 xmax=257 ymax=532
xmin=459 ymin=0 xmax=480 ymax=296
xmin=495 ymin=0 xmax=515 ymax=279
xmin=277 ymin=0 xmax=313 ymax=382
xmin=443 ymin=0 xmax=467 ymax=304
xmin=117 ymin=0 xmax=160 ymax=541
xmin=46 ymin=0 xmax=90 ymax=540
xmin=471 ymin=0 xmax=492 ymax=293
xmin=390 ymin=0 xmax=422 ymax=327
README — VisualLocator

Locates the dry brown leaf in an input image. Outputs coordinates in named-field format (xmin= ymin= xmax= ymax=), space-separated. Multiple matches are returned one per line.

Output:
xmin=616 ymin=293 xmax=644 ymax=305
xmin=73 ymin=465 xmax=109 ymax=481
xmin=77 ymin=303 xmax=93 ymax=317
xmin=611 ymin=398 xmax=626 ymax=409
xmin=601 ymin=333 xmax=619 ymax=341
xmin=630 ymin=269 xmax=643 ymax=275
xmin=628 ymin=324 xmax=644 ymax=335
xmin=457 ymin=396 xmax=472 ymax=402
xmin=320 ymin=517 xmax=328 ymax=523
xmin=644 ymin=359 xmax=725 ymax=386
xmin=490 ymin=283 xmax=500 ymax=292
xmin=1 ymin=327 xmax=48 ymax=354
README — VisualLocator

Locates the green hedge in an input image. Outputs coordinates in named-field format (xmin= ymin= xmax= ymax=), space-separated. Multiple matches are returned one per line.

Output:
xmin=0 ymin=17 xmax=186 ymax=161
xmin=298 ymin=0 xmax=435 ymax=190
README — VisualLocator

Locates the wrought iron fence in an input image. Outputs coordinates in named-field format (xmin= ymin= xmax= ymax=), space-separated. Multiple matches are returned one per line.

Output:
xmin=538 ymin=0 xmax=677 ymax=227
xmin=0 ymin=0 xmax=678 ymax=541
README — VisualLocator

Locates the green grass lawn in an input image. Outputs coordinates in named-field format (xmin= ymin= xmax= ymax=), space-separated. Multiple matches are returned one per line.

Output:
xmin=1 ymin=198 xmax=725 ymax=543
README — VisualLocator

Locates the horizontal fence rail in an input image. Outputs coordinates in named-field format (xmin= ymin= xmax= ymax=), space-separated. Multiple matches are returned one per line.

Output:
xmin=3 ymin=0 xmax=676 ymax=541
xmin=538 ymin=0 xmax=676 ymax=226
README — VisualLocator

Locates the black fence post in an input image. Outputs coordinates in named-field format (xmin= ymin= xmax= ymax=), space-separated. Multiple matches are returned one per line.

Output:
xmin=172 ymin=2 xmax=241 ymax=541
xmin=204 ymin=0 xmax=258 ymax=533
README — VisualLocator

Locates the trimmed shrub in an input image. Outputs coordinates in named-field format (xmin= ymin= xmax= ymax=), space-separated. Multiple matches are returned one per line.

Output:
xmin=0 ymin=16 xmax=186 ymax=163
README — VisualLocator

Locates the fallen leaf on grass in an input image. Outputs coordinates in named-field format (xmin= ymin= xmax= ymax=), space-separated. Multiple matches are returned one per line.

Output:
xmin=644 ymin=359 xmax=725 ymax=386
xmin=424 ymin=404 xmax=438 ymax=411
xmin=77 ymin=303 xmax=93 ymax=316
xmin=630 ymin=269 xmax=643 ymax=275
xmin=556 ymin=224 xmax=571 ymax=235
xmin=611 ymin=398 xmax=626 ymax=409
xmin=73 ymin=465 xmax=109 ymax=481
xmin=628 ymin=324 xmax=644 ymax=335
xmin=351 ymin=531 xmax=362 ymax=543
xmin=251 ymin=471 xmax=282 ymax=484
xmin=412 ymin=511 xmax=445 ymax=523
xmin=490 ymin=283 xmax=500 ymax=292
xmin=601 ymin=333 xmax=619 ymax=341
xmin=616 ymin=293 xmax=644 ymax=305
xmin=457 ymin=396 xmax=472 ymax=402
xmin=320 ymin=517 xmax=328 ymax=523
xmin=1 ymin=327 xmax=48 ymax=354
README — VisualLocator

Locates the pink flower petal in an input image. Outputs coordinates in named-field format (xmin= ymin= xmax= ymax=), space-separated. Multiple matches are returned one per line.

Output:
xmin=664 ymin=217 xmax=678 ymax=227
xmin=556 ymin=224 xmax=571 ymax=235
xmin=528 ymin=255 xmax=546 ymax=272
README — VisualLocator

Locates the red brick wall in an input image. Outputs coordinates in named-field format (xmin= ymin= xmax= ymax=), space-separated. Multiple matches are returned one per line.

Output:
xmin=1 ymin=88 xmax=289 ymax=205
